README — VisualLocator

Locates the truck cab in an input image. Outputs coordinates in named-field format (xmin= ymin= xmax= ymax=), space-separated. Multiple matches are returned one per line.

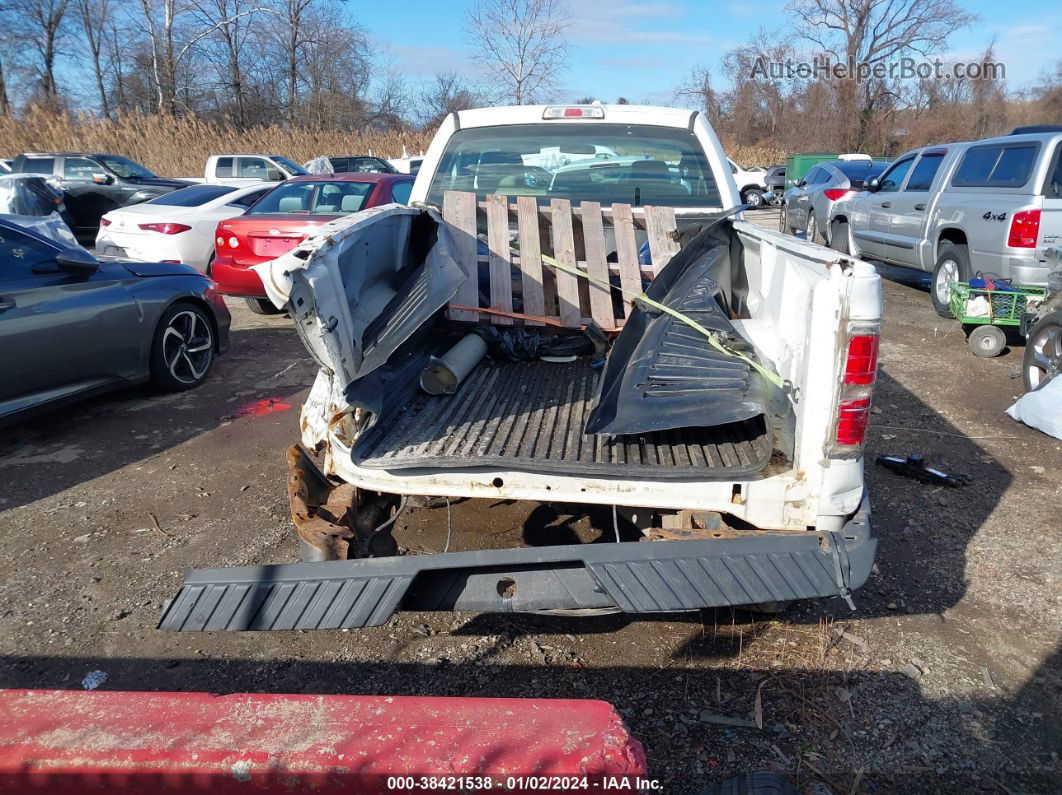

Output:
xmin=203 ymin=154 xmax=308 ymax=185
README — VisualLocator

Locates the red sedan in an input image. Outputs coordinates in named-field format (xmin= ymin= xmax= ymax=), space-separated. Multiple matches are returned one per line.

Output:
xmin=211 ymin=172 xmax=414 ymax=314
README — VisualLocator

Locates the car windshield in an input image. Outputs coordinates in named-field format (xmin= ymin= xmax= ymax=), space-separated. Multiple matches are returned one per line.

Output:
xmin=98 ymin=155 xmax=158 ymax=179
xmin=425 ymin=123 xmax=721 ymax=208
xmin=146 ymin=185 xmax=237 ymax=206
xmin=272 ymin=156 xmax=308 ymax=176
xmin=244 ymin=180 xmax=374 ymax=216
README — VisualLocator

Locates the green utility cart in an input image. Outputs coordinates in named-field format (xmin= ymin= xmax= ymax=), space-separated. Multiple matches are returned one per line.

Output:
xmin=950 ymin=282 xmax=1048 ymax=357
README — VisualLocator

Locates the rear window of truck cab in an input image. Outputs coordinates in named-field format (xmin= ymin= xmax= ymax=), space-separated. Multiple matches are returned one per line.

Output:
xmin=425 ymin=124 xmax=721 ymax=208
xmin=952 ymin=143 xmax=1039 ymax=188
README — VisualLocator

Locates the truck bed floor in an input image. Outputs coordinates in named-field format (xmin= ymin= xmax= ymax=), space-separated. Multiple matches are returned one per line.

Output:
xmin=353 ymin=358 xmax=772 ymax=478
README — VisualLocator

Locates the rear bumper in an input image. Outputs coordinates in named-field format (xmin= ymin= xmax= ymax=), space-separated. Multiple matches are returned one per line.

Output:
xmin=159 ymin=494 xmax=874 ymax=631
xmin=210 ymin=255 xmax=267 ymax=298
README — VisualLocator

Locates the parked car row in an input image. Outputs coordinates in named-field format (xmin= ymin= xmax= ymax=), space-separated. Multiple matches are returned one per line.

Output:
xmin=0 ymin=151 xmax=417 ymax=423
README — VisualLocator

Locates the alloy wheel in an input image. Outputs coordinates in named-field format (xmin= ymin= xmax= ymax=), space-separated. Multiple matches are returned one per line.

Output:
xmin=1026 ymin=321 xmax=1062 ymax=390
xmin=935 ymin=258 xmax=959 ymax=304
xmin=161 ymin=309 xmax=213 ymax=384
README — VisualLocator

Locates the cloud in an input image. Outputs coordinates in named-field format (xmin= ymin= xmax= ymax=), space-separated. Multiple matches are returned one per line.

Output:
xmin=564 ymin=0 xmax=716 ymax=47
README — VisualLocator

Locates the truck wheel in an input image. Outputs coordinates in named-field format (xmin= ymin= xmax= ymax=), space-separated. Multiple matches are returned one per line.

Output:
xmin=830 ymin=220 xmax=851 ymax=254
xmin=932 ymin=242 xmax=970 ymax=318
xmin=1023 ymin=310 xmax=1062 ymax=392
xmin=742 ymin=188 xmax=764 ymax=209
xmin=969 ymin=325 xmax=1007 ymax=358
xmin=244 ymin=297 xmax=283 ymax=315
xmin=150 ymin=302 xmax=216 ymax=391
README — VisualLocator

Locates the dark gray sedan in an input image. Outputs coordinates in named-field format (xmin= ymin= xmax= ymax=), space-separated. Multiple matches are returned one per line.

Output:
xmin=0 ymin=217 xmax=230 ymax=426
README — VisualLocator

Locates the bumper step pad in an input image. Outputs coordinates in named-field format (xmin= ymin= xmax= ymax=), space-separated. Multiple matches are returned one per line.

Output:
xmin=160 ymin=503 xmax=873 ymax=631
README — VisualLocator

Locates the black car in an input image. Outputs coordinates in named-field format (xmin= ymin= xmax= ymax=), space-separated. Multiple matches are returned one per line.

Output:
xmin=0 ymin=217 xmax=230 ymax=427
xmin=11 ymin=152 xmax=192 ymax=243
xmin=327 ymin=156 xmax=398 ymax=174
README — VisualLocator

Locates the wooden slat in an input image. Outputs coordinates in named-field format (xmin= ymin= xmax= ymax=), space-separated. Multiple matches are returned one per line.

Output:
xmin=516 ymin=196 xmax=545 ymax=326
xmin=550 ymin=199 xmax=582 ymax=328
xmin=485 ymin=194 xmax=513 ymax=325
xmin=579 ymin=201 xmax=615 ymax=328
xmin=612 ymin=202 xmax=642 ymax=318
xmin=442 ymin=190 xmax=479 ymax=322
xmin=644 ymin=205 xmax=680 ymax=275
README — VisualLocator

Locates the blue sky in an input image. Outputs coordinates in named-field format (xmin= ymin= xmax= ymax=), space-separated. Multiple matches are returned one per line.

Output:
xmin=364 ymin=0 xmax=1059 ymax=104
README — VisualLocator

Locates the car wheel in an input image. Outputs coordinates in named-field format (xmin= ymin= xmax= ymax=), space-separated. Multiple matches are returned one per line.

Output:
xmin=931 ymin=242 xmax=970 ymax=318
xmin=830 ymin=220 xmax=851 ymax=254
xmin=151 ymin=302 xmax=216 ymax=391
xmin=968 ymin=325 xmax=1007 ymax=358
xmin=1023 ymin=310 xmax=1062 ymax=392
xmin=244 ymin=297 xmax=283 ymax=315
xmin=742 ymin=188 xmax=764 ymax=209
xmin=778 ymin=204 xmax=794 ymax=234
xmin=806 ymin=211 xmax=824 ymax=244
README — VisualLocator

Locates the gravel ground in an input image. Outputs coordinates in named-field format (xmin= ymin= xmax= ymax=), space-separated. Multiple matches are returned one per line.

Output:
xmin=1 ymin=210 xmax=1059 ymax=793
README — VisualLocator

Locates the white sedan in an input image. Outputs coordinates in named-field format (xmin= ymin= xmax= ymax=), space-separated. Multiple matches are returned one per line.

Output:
xmin=95 ymin=183 xmax=274 ymax=271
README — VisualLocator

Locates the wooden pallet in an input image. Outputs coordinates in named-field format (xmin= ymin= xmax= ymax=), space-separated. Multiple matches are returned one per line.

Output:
xmin=441 ymin=190 xmax=680 ymax=331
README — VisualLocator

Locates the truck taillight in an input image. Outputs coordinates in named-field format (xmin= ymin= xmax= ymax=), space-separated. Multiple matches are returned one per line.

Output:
xmin=844 ymin=334 xmax=879 ymax=385
xmin=99 ymin=217 xmax=112 ymax=226
xmin=833 ymin=328 xmax=880 ymax=452
xmin=1007 ymin=210 xmax=1040 ymax=248
xmin=836 ymin=398 xmax=871 ymax=446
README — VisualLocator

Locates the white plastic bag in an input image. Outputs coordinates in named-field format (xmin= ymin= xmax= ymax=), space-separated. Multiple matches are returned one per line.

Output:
xmin=965 ymin=296 xmax=990 ymax=317
xmin=303 ymin=156 xmax=334 ymax=175
xmin=0 ymin=211 xmax=83 ymax=249
xmin=1006 ymin=377 xmax=1062 ymax=440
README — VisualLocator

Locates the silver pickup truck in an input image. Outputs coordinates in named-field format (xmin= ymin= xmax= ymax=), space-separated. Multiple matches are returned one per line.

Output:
xmin=828 ymin=127 xmax=1062 ymax=316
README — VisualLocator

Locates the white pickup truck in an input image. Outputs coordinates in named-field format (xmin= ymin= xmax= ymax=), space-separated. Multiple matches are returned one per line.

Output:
xmin=159 ymin=104 xmax=882 ymax=632
xmin=185 ymin=154 xmax=308 ymax=186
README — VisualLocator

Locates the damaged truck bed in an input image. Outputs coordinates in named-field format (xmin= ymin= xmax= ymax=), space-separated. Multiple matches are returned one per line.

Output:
xmin=160 ymin=104 xmax=882 ymax=630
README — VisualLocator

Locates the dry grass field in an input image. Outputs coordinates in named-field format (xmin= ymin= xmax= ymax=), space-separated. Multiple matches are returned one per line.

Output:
xmin=0 ymin=108 xmax=789 ymax=175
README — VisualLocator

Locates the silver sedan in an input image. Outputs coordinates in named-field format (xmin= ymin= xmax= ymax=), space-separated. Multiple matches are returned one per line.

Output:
xmin=780 ymin=160 xmax=887 ymax=245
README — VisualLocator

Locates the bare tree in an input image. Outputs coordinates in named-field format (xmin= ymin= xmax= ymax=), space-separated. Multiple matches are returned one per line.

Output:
xmin=417 ymin=71 xmax=480 ymax=129
xmin=75 ymin=0 xmax=112 ymax=117
xmin=465 ymin=0 xmax=569 ymax=105
xmin=10 ymin=0 xmax=70 ymax=104
xmin=271 ymin=0 xmax=314 ymax=125
xmin=787 ymin=0 xmax=976 ymax=148
xmin=190 ymin=0 xmax=264 ymax=128
xmin=135 ymin=0 xmax=265 ymax=114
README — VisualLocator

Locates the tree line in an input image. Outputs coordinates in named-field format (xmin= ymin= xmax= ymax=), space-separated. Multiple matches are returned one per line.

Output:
xmin=0 ymin=0 xmax=1058 ymax=156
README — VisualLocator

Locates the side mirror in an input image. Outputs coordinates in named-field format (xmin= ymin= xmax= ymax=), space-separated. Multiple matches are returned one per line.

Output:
xmin=55 ymin=248 xmax=99 ymax=274
xmin=866 ymin=177 xmax=880 ymax=191
xmin=266 ymin=169 xmax=285 ymax=181
xmin=797 ymin=180 xmax=807 ymax=188
xmin=92 ymin=173 xmax=113 ymax=185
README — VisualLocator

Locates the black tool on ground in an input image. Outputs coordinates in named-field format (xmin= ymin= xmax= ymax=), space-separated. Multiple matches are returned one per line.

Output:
xmin=875 ymin=454 xmax=969 ymax=487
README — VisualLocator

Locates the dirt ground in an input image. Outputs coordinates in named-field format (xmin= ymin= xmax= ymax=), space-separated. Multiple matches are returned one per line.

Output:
xmin=1 ymin=209 xmax=1059 ymax=793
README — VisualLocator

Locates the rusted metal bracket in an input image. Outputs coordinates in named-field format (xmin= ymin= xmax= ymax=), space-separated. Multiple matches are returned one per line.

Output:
xmin=287 ymin=444 xmax=357 ymax=561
